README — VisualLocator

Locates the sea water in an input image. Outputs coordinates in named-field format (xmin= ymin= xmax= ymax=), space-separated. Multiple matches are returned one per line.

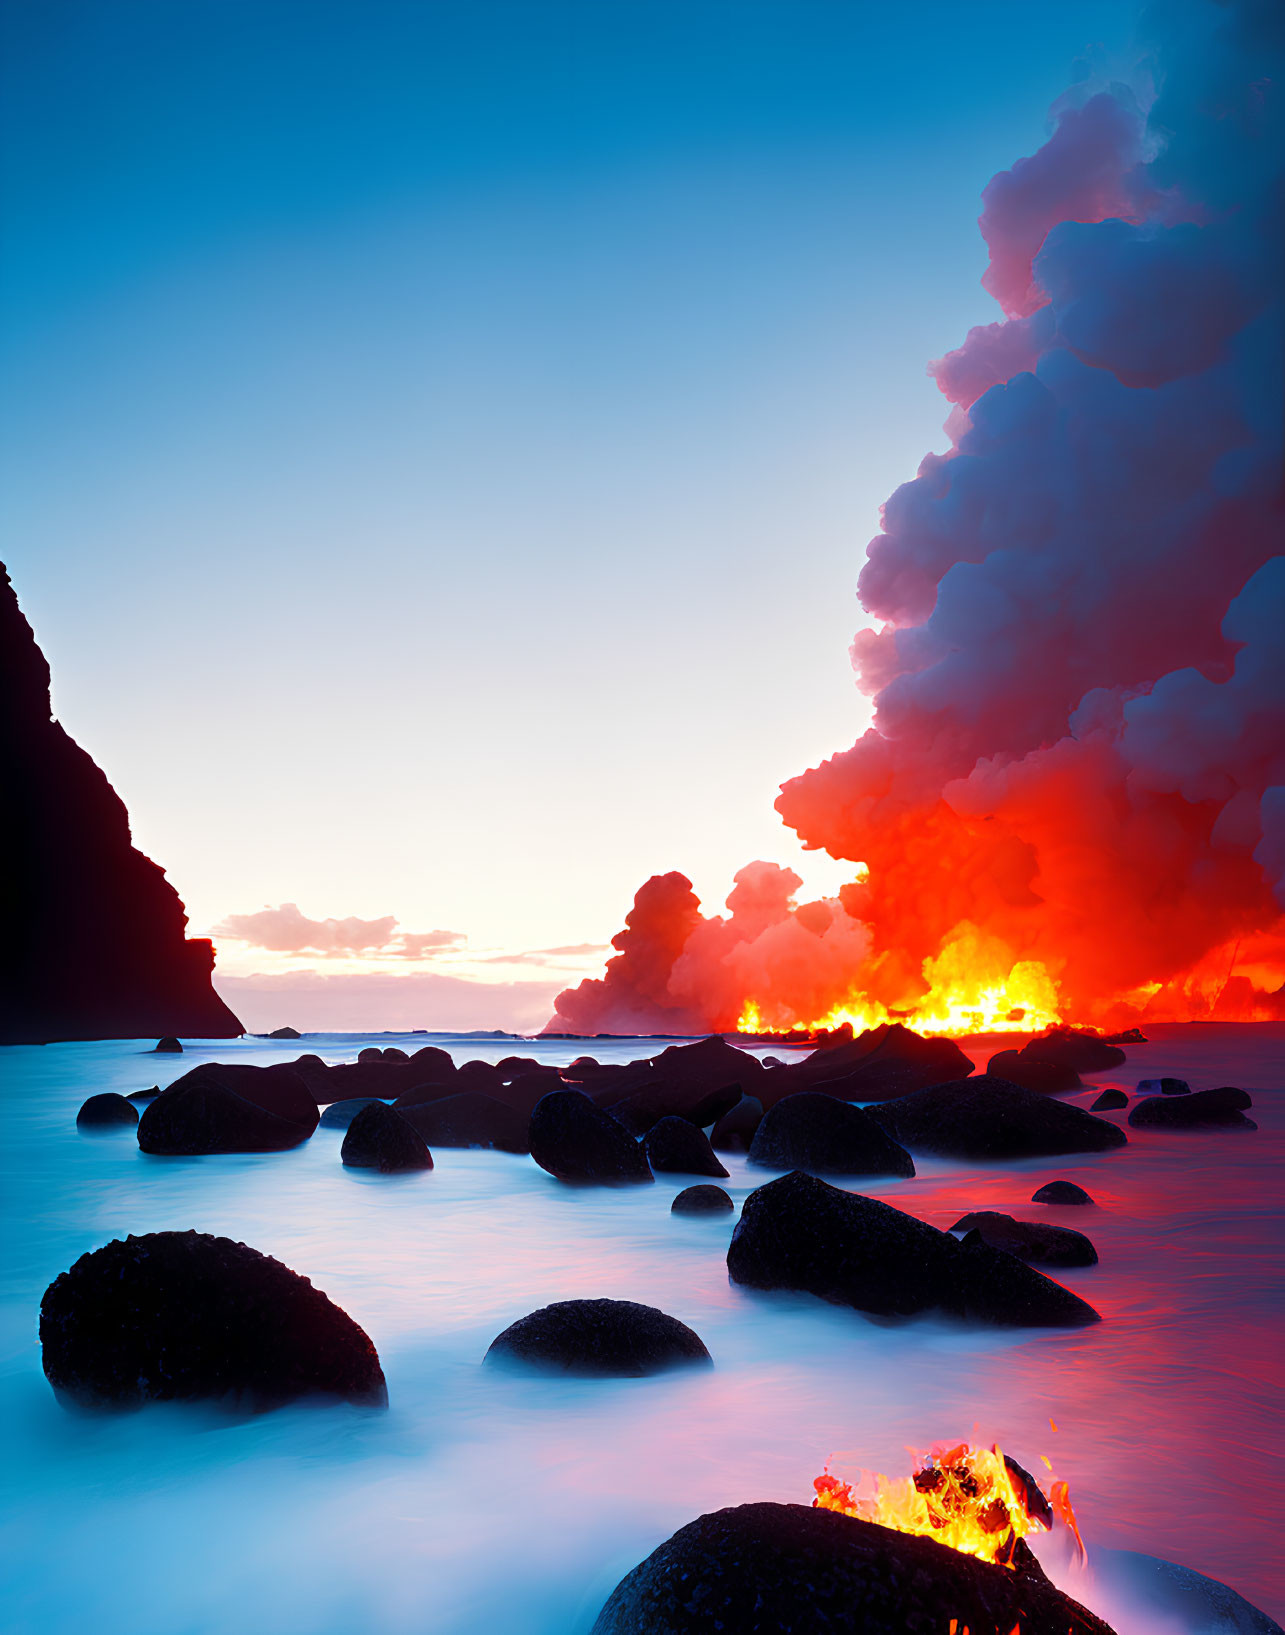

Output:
xmin=1 ymin=1024 xmax=1282 ymax=1633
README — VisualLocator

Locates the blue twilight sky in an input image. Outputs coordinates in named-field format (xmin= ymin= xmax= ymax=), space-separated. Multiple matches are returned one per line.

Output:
xmin=0 ymin=0 xmax=1137 ymax=1025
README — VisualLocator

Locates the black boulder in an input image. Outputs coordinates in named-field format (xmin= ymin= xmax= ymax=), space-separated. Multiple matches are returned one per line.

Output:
xmin=645 ymin=1117 xmax=728 ymax=1178
xmin=40 ymin=1230 xmax=387 ymax=1411
xmin=154 ymin=1037 xmax=182 ymax=1053
xmin=986 ymin=1047 xmax=1081 ymax=1093
xmin=138 ymin=1079 xmax=315 ymax=1156
xmin=340 ymin=1101 xmax=433 ymax=1171
xmin=1024 ymin=1028 xmax=1126 ymax=1073
xmin=76 ymin=1092 xmax=138 ymax=1129
xmin=869 ymin=1076 xmax=1127 ymax=1161
xmin=672 ymin=1185 xmax=734 ymax=1216
xmin=951 ymin=1210 xmax=1098 ymax=1267
xmin=1032 ymin=1180 xmax=1094 ymax=1205
xmin=318 ymin=1097 xmax=388 ymax=1130
xmin=1128 ymin=1087 xmax=1255 ymax=1129
xmin=1137 ymin=1077 xmax=1191 ymax=1095
xmin=710 ymin=1094 xmax=763 ymax=1153
xmin=485 ymin=1298 xmax=710 ymax=1376
xmin=1091 ymin=1089 xmax=1128 ymax=1111
xmin=748 ymin=1093 xmax=914 ymax=1178
xmin=398 ymin=1091 xmax=529 ymax=1153
xmin=529 ymin=1090 xmax=653 ymax=1185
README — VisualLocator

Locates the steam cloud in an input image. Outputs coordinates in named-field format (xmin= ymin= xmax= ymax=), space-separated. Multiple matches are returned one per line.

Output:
xmin=550 ymin=0 xmax=1284 ymax=1036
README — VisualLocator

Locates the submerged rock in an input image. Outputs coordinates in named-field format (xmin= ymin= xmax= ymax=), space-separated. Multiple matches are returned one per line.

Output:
xmin=398 ymin=1091 xmax=529 ymax=1153
xmin=710 ymin=1094 xmax=763 ymax=1153
xmin=671 ymin=1185 xmax=734 ymax=1216
xmin=485 ymin=1298 xmax=710 ymax=1376
xmin=40 ymin=1230 xmax=387 ymax=1410
xmin=749 ymin=1093 xmax=914 ymax=1179
xmin=1129 ymin=1087 xmax=1255 ymax=1129
xmin=1137 ymin=1077 xmax=1191 ymax=1095
xmin=340 ymin=1101 xmax=433 ymax=1171
xmin=728 ymin=1171 xmax=1098 ymax=1327
xmin=1091 ymin=1089 xmax=1129 ymax=1111
xmin=590 ymin=1502 xmax=1117 ymax=1635
xmin=644 ymin=1117 xmax=728 ymax=1178
xmin=528 ymin=1090 xmax=653 ymax=1185
xmin=950 ymin=1210 xmax=1098 ymax=1267
xmin=870 ymin=1076 xmax=1127 ymax=1161
xmin=76 ymin=1092 xmax=138 ymax=1129
xmin=1032 ymin=1180 xmax=1094 ymax=1205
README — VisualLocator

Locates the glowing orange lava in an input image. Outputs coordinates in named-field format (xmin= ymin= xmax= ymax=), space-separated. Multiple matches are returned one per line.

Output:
xmin=812 ymin=1442 xmax=1080 ymax=1568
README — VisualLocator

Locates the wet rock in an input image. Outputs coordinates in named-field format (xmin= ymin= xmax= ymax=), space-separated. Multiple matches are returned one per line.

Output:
xmin=267 ymin=1026 xmax=301 ymax=1040
xmin=590 ymin=1502 xmax=1117 ymax=1635
xmin=280 ymin=1053 xmax=338 ymax=1100
xmin=398 ymin=1092 xmax=529 ymax=1153
xmin=138 ymin=1072 xmax=318 ymax=1156
xmin=748 ymin=1093 xmax=915 ymax=1179
xmin=869 ymin=1076 xmax=1127 ymax=1161
xmin=528 ymin=1090 xmax=653 ymax=1185
xmin=672 ymin=1185 xmax=734 ymax=1216
xmin=607 ymin=1080 xmax=742 ymax=1138
xmin=1137 ymin=1077 xmax=1191 ymax=1095
xmin=156 ymin=1062 xmax=320 ymax=1129
xmin=357 ymin=1047 xmax=384 ymax=1064
xmin=340 ymin=1101 xmax=433 ymax=1171
xmin=728 ymin=1171 xmax=1098 ymax=1326
xmin=76 ymin=1092 xmax=138 ymax=1129
xmin=986 ymin=1047 xmax=1081 ymax=1094
xmin=381 ymin=1046 xmax=409 ymax=1063
xmin=318 ymin=1097 xmax=388 ymax=1131
xmin=154 ymin=1037 xmax=183 ymax=1053
xmin=325 ymin=1060 xmax=423 ymax=1102
xmin=762 ymin=1023 xmax=974 ymax=1108
xmin=644 ymin=1117 xmax=728 ymax=1178
xmin=496 ymin=1055 xmax=542 ymax=1079
xmin=650 ymin=1035 xmax=764 ymax=1093
xmin=1128 ymin=1087 xmax=1256 ymax=1129
xmin=490 ymin=1069 xmax=565 ymax=1117
xmin=1024 ymin=1027 xmax=1126 ymax=1073
xmin=1032 ymin=1180 xmax=1094 ymax=1205
xmin=455 ymin=1059 xmax=505 ymax=1095
xmin=127 ymin=1087 xmax=160 ymax=1105
xmin=710 ymin=1094 xmax=763 ymax=1153
xmin=40 ymin=1230 xmax=386 ymax=1410
xmin=950 ymin=1210 xmax=1098 ymax=1267
xmin=1103 ymin=1027 xmax=1147 ymax=1044
xmin=485 ymin=1298 xmax=710 ymax=1376
xmin=1091 ymin=1089 xmax=1129 ymax=1111
xmin=407 ymin=1044 xmax=456 ymax=1079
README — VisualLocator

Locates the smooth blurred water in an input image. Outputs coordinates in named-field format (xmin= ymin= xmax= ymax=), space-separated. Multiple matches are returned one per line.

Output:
xmin=1 ymin=1025 xmax=1282 ymax=1632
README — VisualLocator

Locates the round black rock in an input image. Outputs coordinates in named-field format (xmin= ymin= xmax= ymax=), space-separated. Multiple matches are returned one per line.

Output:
xmin=1128 ymin=1087 xmax=1255 ymax=1129
xmin=138 ymin=1079 xmax=317 ymax=1155
xmin=484 ymin=1298 xmax=711 ymax=1376
xmin=529 ymin=1089 xmax=653 ymax=1185
xmin=318 ymin=1097 xmax=389 ymax=1130
xmin=40 ymin=1230 xmax=387 ymax=1411
xmin=1091 ymin=1088 xmax=1129 ymax=1111
xmin=1137 ymin=1077 xmax=1191 ymax=1095
xmin=340 ymin=1101 xmax=433 ymax=1171
xmin=869 ymin=1076 xmax=1126 ymax=1161
xmin=672 ymin=1185 xmax=734 ymax=1216
xmin=76 ymin=1092 xmax=139 ymax=1130
xmin=1024 ymin=1029 xmax=1126 ymax=1073
xmin=710 ymin=1094 xmax=763 ymax=1153
xmin=397 ymin=1091 xmax=529 ymax=1153
xmin=590 ymin=1502 xmax=1118 ymax=1635
xmin=1032 ymin=1180 xmax=1094 ymax=1205
xmin=950 ymin=1210 xmax=1098 ymax=1267
xmin=645 ymin=1116 xmax=728 ymax=1178
xmin=987 ymin=1048 xmax=1081 ymax=1093
xmin=153 ymin=1037 xmax=183 ymax=1053
xmin=748 ymin=1092 xmax=914 ymax=1178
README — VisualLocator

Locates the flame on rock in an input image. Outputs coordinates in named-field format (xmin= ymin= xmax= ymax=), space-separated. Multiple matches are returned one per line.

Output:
xmin=812 ymin=1442 xmax=1078 ymax=1568
xmin=738 ymin=923 xmax=1062 ymax=1037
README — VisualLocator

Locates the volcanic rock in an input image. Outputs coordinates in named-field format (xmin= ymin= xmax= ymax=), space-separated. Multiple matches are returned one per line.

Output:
xmin=154 ymin=1037 xmax=183 ymax=1053
xmin=40 ymin=1230 xmax=386 ymax=1410
xmin=1091 ymin=1089 xmax=1129 ymax=1111
xmin=528 ymin=1090 xmax=653 ymax=1185
xmin=407 ymin=1044 xmax=456 ymax=1079
xmin=138 ymin=1072 xmax=318 ymax=1156
xmin=127 ymin=1087 xmax=160 ymax=1105
xmin=76 ymin=1093 xmax=139 ymax=1129
xmin=382 ymin=1046 xmax=409 ymax=1063
xmin=869 ymin=1076 xmax=1127 ymax=1161
xmin=951 ymin=1210 xmax=1098 ymax=1267
xmin=491 ymin=1069 xmax=565 ymax=1117
xmin=318 ymin=1097 xmax=388 ymax=1130
xmin=671 ymin=1185 xmax=734 ymax=1216
xmin=710 ymin=1094 xmax=764 ymax=1153
xmin=398 ymin=1092 xmax=529 ymax=1153
xmin=986 ymin=1047 xmax=1081 ymax=1094
xmin=267 ymin=1026 xmax=301 ymax=1039
xmin=279 ymin=1053 xmax=338 ymax=1099
xmin=340 ymin=1101 xmax=433 ymax=1171
xmin=484 ymin=1298 xmax=710 ymax=1376
xmin=607 ymin=1080 xmax=742 ymax=1137
xmin=748 ymin=1093 xmax=915 ymax=1179
xmin=1032 ymin=1180 xmax=1094 ymax=1205
xmin=728 ymin=1171 xmax=1098 ymax=1326
xmin=325 ymin=1060 xmax=423 ymax=1102
xmin=650 ymin=1036 xmax=764 ymax=1093
xmin=644 ymin=1117 xmax=729 ymax=1178
xmin=156 ymin=1062 xmax=320 ymax=1129
xmin=456 ymin=1059 xmax=505 ymax=1094
xmin=761 ymin=1023 xmax=974 ymax=1109
xmin=1024 ymin=1027 xmax=1126 ymax=1073
xmin=1128 ymin=1087 xmax=1256 ymax=1129
xmin=1137 ymin=1077 xmax=1191 ymax=1095
xmin=590 ymin=1502 xmax=1117 ymax=1635
xmin=357 ymin=1047 xmax=384 ymax=1063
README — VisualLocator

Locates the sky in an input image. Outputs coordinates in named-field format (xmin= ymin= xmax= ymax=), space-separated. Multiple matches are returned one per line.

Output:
xmin=0 ymin=0 xmax=1138 ymax=1031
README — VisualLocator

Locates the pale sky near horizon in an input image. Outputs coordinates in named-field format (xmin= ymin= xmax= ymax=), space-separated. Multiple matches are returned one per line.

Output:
xmin=0 ymin=0 xmax=1137 ymax=1029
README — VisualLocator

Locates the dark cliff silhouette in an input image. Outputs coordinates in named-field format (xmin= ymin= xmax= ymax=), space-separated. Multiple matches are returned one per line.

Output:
xmin=1 ymin=562 xmax=243 ymax=1044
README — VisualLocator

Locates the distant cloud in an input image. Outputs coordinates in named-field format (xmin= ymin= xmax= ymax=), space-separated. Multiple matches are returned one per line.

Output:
xmin=213 ymin=968 xmax=560 ymax=1034
xmin=213 ymin=903 xmax=465 ymax=960
xmin=476 ymin=943 xmax=609 ymax=967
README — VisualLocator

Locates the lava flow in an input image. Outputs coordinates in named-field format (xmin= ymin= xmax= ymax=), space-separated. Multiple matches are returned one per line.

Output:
xmin=812 ymin=1443 xmax=1082 ymax=1569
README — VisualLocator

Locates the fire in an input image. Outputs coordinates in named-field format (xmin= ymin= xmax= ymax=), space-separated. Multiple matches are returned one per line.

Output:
xmin=737 ymin=922 xmax=1063 ymax=1037
xmin=812 ymin=1442 xmax=1077 ymax=1569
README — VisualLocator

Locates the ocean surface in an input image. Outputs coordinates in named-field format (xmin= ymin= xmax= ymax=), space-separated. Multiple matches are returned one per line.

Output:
xmin=2 ymin=1024 xmax=1282 ymax=1633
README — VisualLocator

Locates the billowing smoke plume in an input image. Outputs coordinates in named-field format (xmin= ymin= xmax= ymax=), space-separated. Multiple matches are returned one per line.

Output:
xmin=549 ymin=0 xmax=1284 ymax=1036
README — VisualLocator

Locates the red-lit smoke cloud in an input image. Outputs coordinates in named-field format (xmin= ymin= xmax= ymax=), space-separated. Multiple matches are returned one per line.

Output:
xmin=549 ymin=0 xmax=1285 ymax=1036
